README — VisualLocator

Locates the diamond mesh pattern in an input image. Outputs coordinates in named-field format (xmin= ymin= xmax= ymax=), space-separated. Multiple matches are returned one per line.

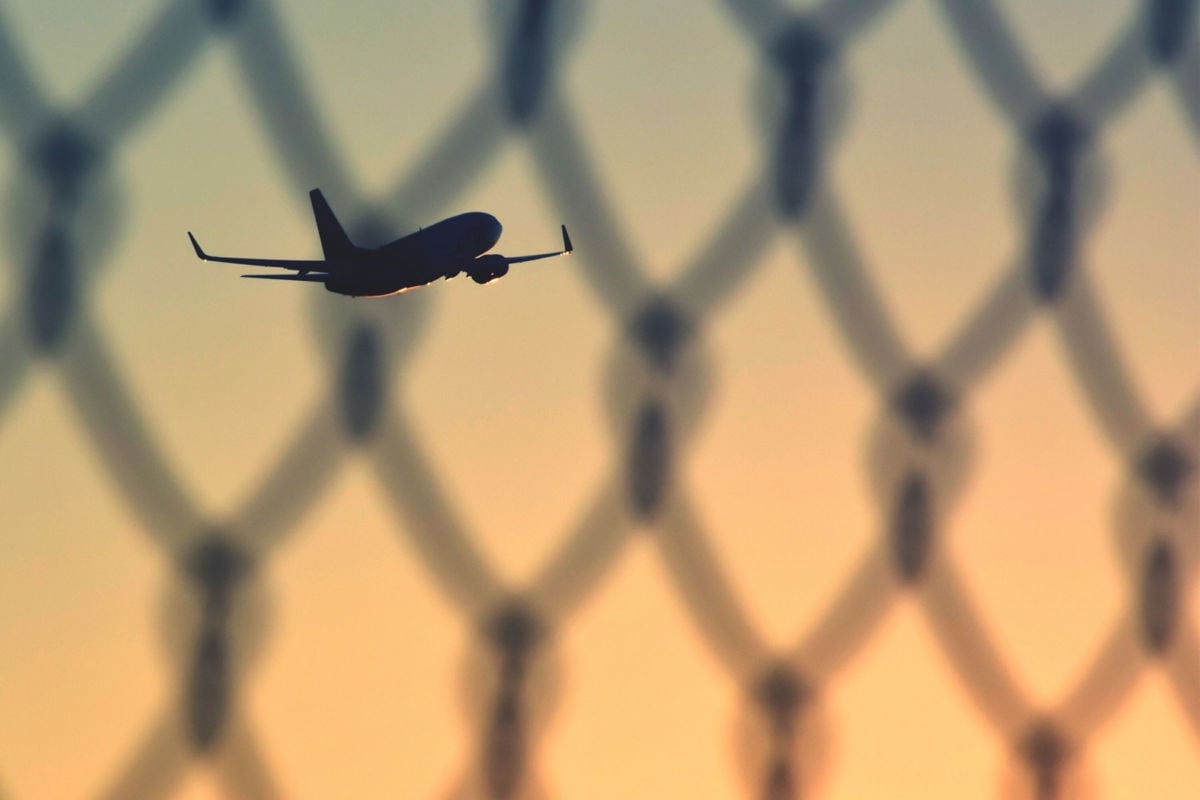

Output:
xmin=0 ymin=0 xmax=1196 ymax=798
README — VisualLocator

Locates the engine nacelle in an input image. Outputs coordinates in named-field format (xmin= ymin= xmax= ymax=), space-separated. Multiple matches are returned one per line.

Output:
xmin=468 ymin=255 xmax=510 ymax=284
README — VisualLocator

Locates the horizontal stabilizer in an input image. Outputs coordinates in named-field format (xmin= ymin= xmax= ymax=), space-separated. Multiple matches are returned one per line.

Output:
xmin=241 ymin=273 xmax=329 ymax=282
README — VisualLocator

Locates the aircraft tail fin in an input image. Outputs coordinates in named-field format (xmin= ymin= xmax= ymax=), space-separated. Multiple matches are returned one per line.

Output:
xmin=309 ymin=188 xmax=354 ymax=260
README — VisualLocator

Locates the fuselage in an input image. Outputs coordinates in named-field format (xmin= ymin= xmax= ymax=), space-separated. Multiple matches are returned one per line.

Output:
xmin=324 ymin=212 xmax=503 ymax=297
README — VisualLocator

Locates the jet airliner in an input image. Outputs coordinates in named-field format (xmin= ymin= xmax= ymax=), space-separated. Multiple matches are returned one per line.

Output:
xmin=188 ymin=188 xmax=572 ymax=297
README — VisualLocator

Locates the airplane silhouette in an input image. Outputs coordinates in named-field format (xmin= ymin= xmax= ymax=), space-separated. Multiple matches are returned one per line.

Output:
xmin=188 ymin=188 xmax=572 ymax=297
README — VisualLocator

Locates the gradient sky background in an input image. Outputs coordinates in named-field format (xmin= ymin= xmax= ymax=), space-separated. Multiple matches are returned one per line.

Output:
xmin=0 ymin=0 xmax=1197 ymax=798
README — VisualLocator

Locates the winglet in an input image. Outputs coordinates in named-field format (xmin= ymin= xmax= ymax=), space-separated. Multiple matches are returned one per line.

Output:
xmin=561 ymin=224 xmax=573 ymax=254
xmin=187 ymin=232 xmax=207 ymax=260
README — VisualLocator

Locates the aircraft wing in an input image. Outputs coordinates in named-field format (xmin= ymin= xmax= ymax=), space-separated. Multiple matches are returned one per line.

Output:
xmin=188 ymin=232 xmax=328 ymax=271
xmin=504 ymin=224 xmax=573 ymax=265
xmin=241 ymin=273 xmax=329 ymax=282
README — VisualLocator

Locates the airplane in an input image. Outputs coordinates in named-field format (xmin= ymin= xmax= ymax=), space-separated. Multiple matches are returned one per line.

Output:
xmin=188 ymin=188 xmax=572 ymax=297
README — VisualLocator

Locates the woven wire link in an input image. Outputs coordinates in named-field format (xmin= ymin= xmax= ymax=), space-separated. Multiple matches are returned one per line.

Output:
xmin=0 ymin=0 xmax=1196 ymax=797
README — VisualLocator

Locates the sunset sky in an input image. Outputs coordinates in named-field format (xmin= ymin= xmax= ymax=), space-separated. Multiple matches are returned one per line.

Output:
xmin=0 ymin=1 xmax=1196 ymax=798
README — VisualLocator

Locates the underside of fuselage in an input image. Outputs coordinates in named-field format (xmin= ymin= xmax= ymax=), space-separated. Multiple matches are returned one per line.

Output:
xmin=336 ymin=285 xmax=418 ymax=298
xmin=323 ymin=267 xmax=437 ymax=297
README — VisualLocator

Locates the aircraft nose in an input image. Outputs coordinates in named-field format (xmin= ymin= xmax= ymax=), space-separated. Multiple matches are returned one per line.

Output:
xmin=486 ymin=215 xmax=503 ymax=247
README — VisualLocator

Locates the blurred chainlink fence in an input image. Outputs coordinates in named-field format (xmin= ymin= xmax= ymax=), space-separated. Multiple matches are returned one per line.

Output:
xmin=0 ymin=0 xmax=1197 ymax=798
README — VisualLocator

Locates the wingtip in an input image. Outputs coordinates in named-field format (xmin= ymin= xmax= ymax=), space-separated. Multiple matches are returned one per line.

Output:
xmin=187 ymin=231 xmax=206 ymax=260
xmin=561 ymin=224 xmax=573 ymax=254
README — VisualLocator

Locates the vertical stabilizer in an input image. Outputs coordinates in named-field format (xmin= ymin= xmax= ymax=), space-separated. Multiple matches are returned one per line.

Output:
xmin=309 ymin=188 xmax=354 ymax=260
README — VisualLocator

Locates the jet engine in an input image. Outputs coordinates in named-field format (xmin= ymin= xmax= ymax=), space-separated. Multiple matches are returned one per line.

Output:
xmin=468 ymin=255 xmax=510 ymax=284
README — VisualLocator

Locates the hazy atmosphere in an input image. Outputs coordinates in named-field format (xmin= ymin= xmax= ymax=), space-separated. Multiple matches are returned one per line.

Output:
xmin=0 ymin=1 xmax=1196 ymax=798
